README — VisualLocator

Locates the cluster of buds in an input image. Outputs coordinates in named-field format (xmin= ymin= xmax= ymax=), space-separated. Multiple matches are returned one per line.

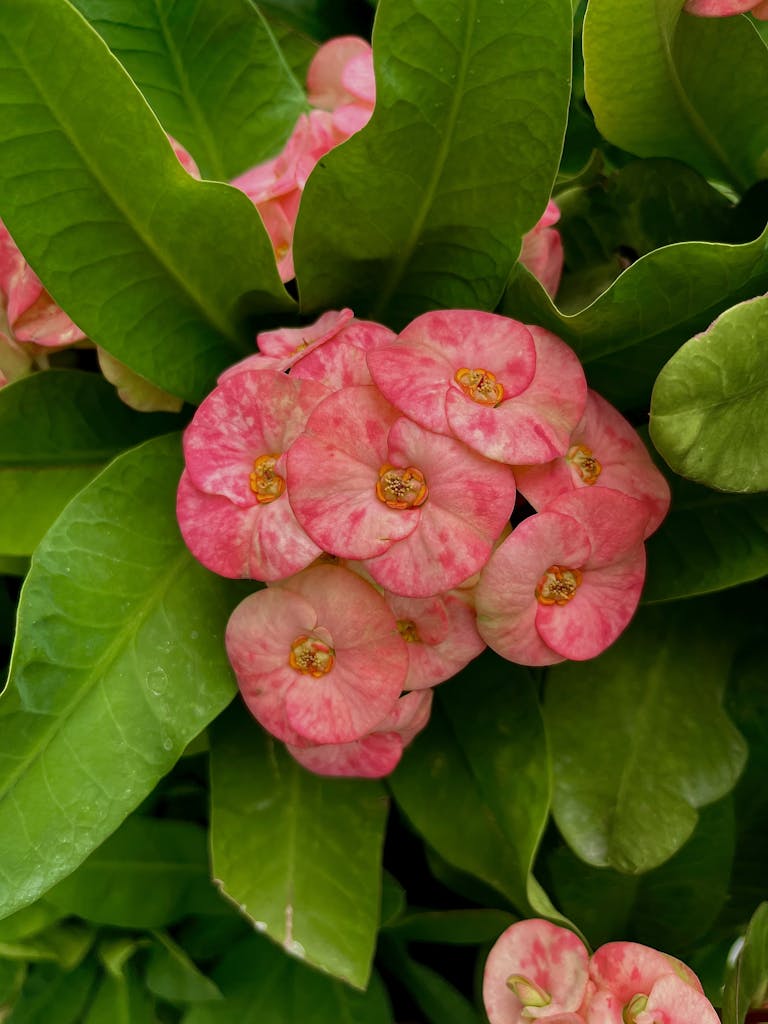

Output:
xmin=483 ymin=919 xmax=720 ymax=1024
xmin=176 ymin=305 xmax=669 ymax=777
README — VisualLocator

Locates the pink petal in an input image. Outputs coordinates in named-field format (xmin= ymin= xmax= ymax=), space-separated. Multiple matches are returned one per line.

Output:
xmin=589 ymin=943 xmax=703 ymax=1004
xmin=683 ymin=0 xmax=756 ymax=13
xmin=332 ymin=101 xmax=374 ymax=138
xmin=639 ymin=975 xmax=720 ymax=1024
xmin=549 ymin=487 xmax=650 ymax=569
xmin=306 ymin=36 xmax=373 ymax=110
xmin=520 ymin=202 xmax=564 ymax=298
xmin=168 ymin=135 xmax=201 ymax=179
xmin=256 ymin=308 xmax=354 ymax=360
xmin=341 ymin=51 xmax=376 ymax=104
xmin=387 ymin=592 xmax=486 ymax=689
xmin=292 ymin=318 xmax=396 ymax=389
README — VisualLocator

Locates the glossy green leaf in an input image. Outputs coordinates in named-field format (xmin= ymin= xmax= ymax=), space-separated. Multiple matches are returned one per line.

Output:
xmin=5 ymin=959 xmax=98 ymax=1024
xmin=387 ymin=909 xmax=515 ymax=946
xmin=182 ymin=934 xmax=393 ymax=1024
xmin=267 ymin=15 xmax=319 ymax=81
xmin=501 ymin=223 xmax=768 ymax=408
xmin=0 ymin=434 xmax=245 ymax=921
xmin=0 ymin=371 xmax=182 ymax=557
xmin=390 ymin=654 xmax=559 ymax=919
xmin=650 ymin=295 xmax=768 ymax=493
xmin=379 ymin=938 xmax=481 ymax=1024
xmin=145 ymin=933 xmax=222 ymax=1004
xmin=722 ymin=903 xmax=768 ymax=1024
xmin=545 ymin=600 xmax=747 ymax=874
xmin=209 ymin=703 xmax=387 ymax=989
xmin=45 ymin=817 xmax=216 ymax=929
xmin=295 ymin=0 xmax=572 ymax=326
xmin=70 ymin=0 xmax=307 ymax=180
xmin=0 ymin=0 xmax=292 ymax=406
xmin=583 ymin=0 xmax=768 ymax=190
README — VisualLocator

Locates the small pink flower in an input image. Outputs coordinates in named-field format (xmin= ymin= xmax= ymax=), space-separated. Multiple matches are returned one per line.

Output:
xmin=684 ymin=0 xmax=768 ymax=17
xmin=515 ymin=390 xmax=671 ymax=539
xmin=286 ymin=689 xmax=432 ymax=778
xmin=520 ymin=200 xmax=564 ymax=298
xmin=291 ymin=317 xmax=397 ymax=390
xmin=475 ymin=488 xmax=649 ymax=665
xmin=367 ymin=311 xmax=587 ymax=465
xmin=306 ymin=36 xmax=376 ymax=139
xmin=219 ymin=309 xmax=356 ymax=379
xmin=226 ymin=564 xmax=409 ymax=745
xmin=177 ymin=370 xmax=330 ymax=580
xmin=286 ymin=384 xmax=517 ymax=597
xmin=483 ymin=919 xmax=590 ymax=1024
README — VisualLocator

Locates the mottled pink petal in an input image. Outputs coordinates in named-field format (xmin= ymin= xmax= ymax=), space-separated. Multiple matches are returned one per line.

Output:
xmin=638 ymin=975 xmax=720 ymax=1024
xmin=520 ymin=201 xmax=564 ymax=297
xmin=550 ymin=487 xmax=650 ymax=569
xmin=292 ymin=318 xmax=396 ymax=389
xmin=483 ymin=919 xmax=590 ymax=1024
xmin=387 ymin=592 xmax=486 ymax=689
xmin=257 ymin=308 xmax=355 ymax=360
xmin=589 ymin=943 xmax=703 ymax=1005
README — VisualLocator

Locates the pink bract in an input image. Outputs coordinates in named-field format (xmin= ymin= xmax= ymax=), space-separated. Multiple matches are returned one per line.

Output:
xmin=483 ymin=919 xmax=590 ymax=1024
xmin=515 ymin=389 xmax=671 ymax=538
xmin=475 ymin=487 xmax=649 ymax=665
xmin=219 ymin=309 xmax=355 ymax=379
xmin=367 ymin=310 xmax=587 ymax=465
xmin=226 ymin=564 xmax=409 ymax=745
xmin=306 ymin=36 xmax=376 ymax=138
xmin=291 ymin=317 xmax=397 ymax=389
xmin=684 ymin=0 xmax=768 ymax=17
xmin=520 ymin=200 xmax=564 ymax=298
xmin=287 ymin=384 xmax=517 ymax=597
xmin=286 ymin=689 xmax=432 ymax=778
xmin=177 ymin=370 xmax=329 ymax=580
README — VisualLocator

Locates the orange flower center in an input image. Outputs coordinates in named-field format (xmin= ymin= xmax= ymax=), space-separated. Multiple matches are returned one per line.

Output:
xmin=454 ymin=367 xmax=504 ymax=406
xmin=397 ymin=619 xmax=420 ymax=643
xmin=249 ymin=454 xmax=285 ymax=504
xmin=535 ymin=565 xmax=583 ymax=606
xmin=376 ymin=464 xmax=428 ymax=509
xmin=567 ymin=444 xmax=602 ymax=485
xmin=289 ymin=635 xmax=335 ymax=677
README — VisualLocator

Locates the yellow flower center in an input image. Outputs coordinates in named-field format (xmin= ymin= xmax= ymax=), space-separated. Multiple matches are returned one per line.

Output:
xmin=567 ymin=444 xmax=602 ymax=485
xmin=376 ymin=464 xmax=428 ymax=509
xmin=249 ymin=454 xmax=285 ymax=504
xmin=289 ymin=635 xmax=335 ymax=677
xmin=454 ymin=367 xmax=504 ymax=406
xmin=535 ymin=565 xmax=583 ymax=606
xmin=397 ymin=619 xmax=420 ymax=643
xmin=623 ymin=994 xmax=649 ymax=1024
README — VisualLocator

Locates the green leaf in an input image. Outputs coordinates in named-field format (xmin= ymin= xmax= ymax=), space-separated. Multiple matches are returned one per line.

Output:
xmin=583 ymin=0 xmax=768 ymax=190
xmin=650 ymin=295 xmax=768 ymax=493
xmin=182 ymin=934 xmax=393 ymax=1024
xmin=0 ymin=371 xmax=182 ymax=557
xmin=258 ymin=0 xmax=373 ymax=40
xmin=722 ymin=903 xmax=768 ymax=1024
xmin=0 ymin=958 xmax=25 ymax=1007
xmin=70 ymin=0 xmax=307 ymax=180
xmin=387 ymin=909 xmax=515 ymax=946
xmin=379 ymin=939 xmax=481 ymax=1024
xmin=0 ymin=922 xmax=93 ymax=969
xmin=379 ymin=871 xmax=406 ymax=928
xmin=0 ymin=0 xmax=292 ymax=406
xmin=0 ymin=434 xmax=245 ymax=921
xmin=45 ymin=816 xmax=216 ymax=929
xmin=0 ymin=903 xmax=61 ymax=943
xmin=145 ymin=933 xmax=222 ymax=1004
xmin=83 ymin=961 xmax=156 ymax=1024
xmin=501 ymin=222 xmax=768 ymax=409
xmin=5 ymin=959 xmax=98 ymax=1024
xmin=390 ymin=654 xmax=559 ymax=919
xmin=209 ymin=703 xmax=387 ymax=990
xmin=96 ymin=937 xmax=145 ymax=979
xmin=295 ymin=0 xmax=572 ymax=327
xmin=545 ymin=600 xmax=747 ymax=874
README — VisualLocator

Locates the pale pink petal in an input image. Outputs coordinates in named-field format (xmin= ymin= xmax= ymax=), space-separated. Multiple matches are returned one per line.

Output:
xmin=589 ymin=943 xmax=703 ymax=1004
xmin=638 ymin=975 xmax=720 ymax=1024
xmin=306 ymin=36 xmax=373 ymax=110
xmin=12 ymin=291 xmax=86 ymax=347
xmin=341 ymin=52 xmax=376 ymax=104
xmin=483 ymin=919 xmax=590 ymax=1024
xmin=332 ymin=102 xmax=374 ymax=138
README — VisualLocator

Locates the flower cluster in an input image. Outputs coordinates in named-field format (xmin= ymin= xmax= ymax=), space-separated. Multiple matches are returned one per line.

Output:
xmin=483 ymin=919 xmax=720 ymax=1024
xmin=177 ymin=305 xmax=669 ymax=777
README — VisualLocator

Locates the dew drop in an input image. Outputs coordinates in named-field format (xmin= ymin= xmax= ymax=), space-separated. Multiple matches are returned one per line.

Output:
xmin=284 ymin=939 xmax=306 ymax=959
xmin=147 ymin=667 xmax=168 ymax=695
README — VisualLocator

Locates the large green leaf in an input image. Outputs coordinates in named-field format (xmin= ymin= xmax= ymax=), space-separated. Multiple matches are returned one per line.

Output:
xmin=209 ymin=703 xmax=387 ymax=989
xmin=0 ymin=0 xmax=292 ymax=405
xmin=650 ymin=295 xmax=768 ymax=493
xmin=145 ymin=932 xmax=223 ymax=1005
xmin=501 ymin=223 xmax=768 ymax=408
xmin=390 ymin=654 xmax=559 ymax=920
xmin=583 ymin=0 xmax=768 ymax=190
xmin=183 ymin=935 xmax=393 ymax=1024
xmin=0 ymin=371 xmax=182 ymax=557
xmin=294 ymin=0 xmax=572 ymax=326
xmin=722 ymin=903 xmax=768 ymax=1024
xmin=0 ymin=434 xmax=244 ymax=921
xmin=5 ymin=959 xmax=99 ymax=1024
xmin=545 ymin=600 xmax=747 ymax=874
xmin=71 ymin=0 xmax=307 ymax=180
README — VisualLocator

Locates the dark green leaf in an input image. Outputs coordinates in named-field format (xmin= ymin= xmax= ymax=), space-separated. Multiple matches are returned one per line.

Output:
xmin=722 ymin=903 xmax=768 ymax=1024
xmin=0 ymin=0 xmax=292 ymax=405
xmin=379 ymin=938 xmax=481 ymax=1024
xmin=545 ymin=600 xmax=747 ymax=874
xmin=295 ymin=0 xmax=572 ymax=326
xmin=145 ymin=933 xmax=222 ymax=1004
xmin=209 ymin=702 xmax=387 ymax=989
xmin=0 ymin=434 xmax=244 ymax=920
xmin=380 ymin=871 xmax=406 ymax=928
xmin=5 ymin=959 xmax=98 ymax=1024
xmin=387 ymin=909 xmax=515 ymax=946
xmin=650 ymin=294 xmax=768 ymax=493
xmin=83 ymin=961 xmax=156 ymax=1024
xmin=0 ymin=958 xmax=25 ymax=1007
xmin=0 ymin=922 xmax=92 ymax=969
xmin=258 ymin=0 xmax=372 ymax=40
xmin=71 ymin=0 xmax=307 ymax=179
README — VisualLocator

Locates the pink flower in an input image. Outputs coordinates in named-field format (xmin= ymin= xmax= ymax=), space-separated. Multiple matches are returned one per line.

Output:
xmin=286 ymin=384 xmax=517 ymax=597
xmin=475 ymin=488 xmax=649 ymax=665
xmin=367 ymin=311 xmax=587 ymax=465
xmin=306 ymin=36 xmax=376 ymax=138
xmin=483 ymin=919 xmax=590 ymax=1024
xmin=515 ymin=390 xmax=671 ymax=539
xmin=684 ymin=0 xmax=768 ymax=17
xmin=286 ymin=689 xmax=432 ymax=778
xmin=520 ymin=200 xmax=564 ymax=298
xmin=225 ymin=564 xmax=409 ymax=745
xmin=177 ymin=370 xmax=330 ymax=580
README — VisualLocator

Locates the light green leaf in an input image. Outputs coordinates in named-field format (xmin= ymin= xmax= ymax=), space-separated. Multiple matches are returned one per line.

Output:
xmin=209 ymin=703 xmax=387 ymax=989
xmin=145 ymin=932 xmax=222 ymax=1004
xmin=722 ymin=903 xmax=768 ymax=1024
xmin=0 ymin=434 xmax=245 ymax=921
xmin=0 ymin=903 xmax=61 ymax=943
xmin=96 ymin=936 xmax=145 ymax=980
xmin=583 ymin=0 xmax=768 ymax=190
xmin=0 ymin=0 xmax=292 ymax=405
xmin=0 ymin=371 xmax=182 ymax=557
xmin=650 ymin=294 xmax=768 ymax=493
xmin=545 ymin=600 xmax=747 ymax=874
xmin=295 ymin=0 xmax=572 ymax=326
xmin=182 ymin=935 xmax=393 ymax=1024
xmin=70 ymin=0 xmax=307 ymax=180
xmin=5 ymin=959 xmax=98 ymax=1024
